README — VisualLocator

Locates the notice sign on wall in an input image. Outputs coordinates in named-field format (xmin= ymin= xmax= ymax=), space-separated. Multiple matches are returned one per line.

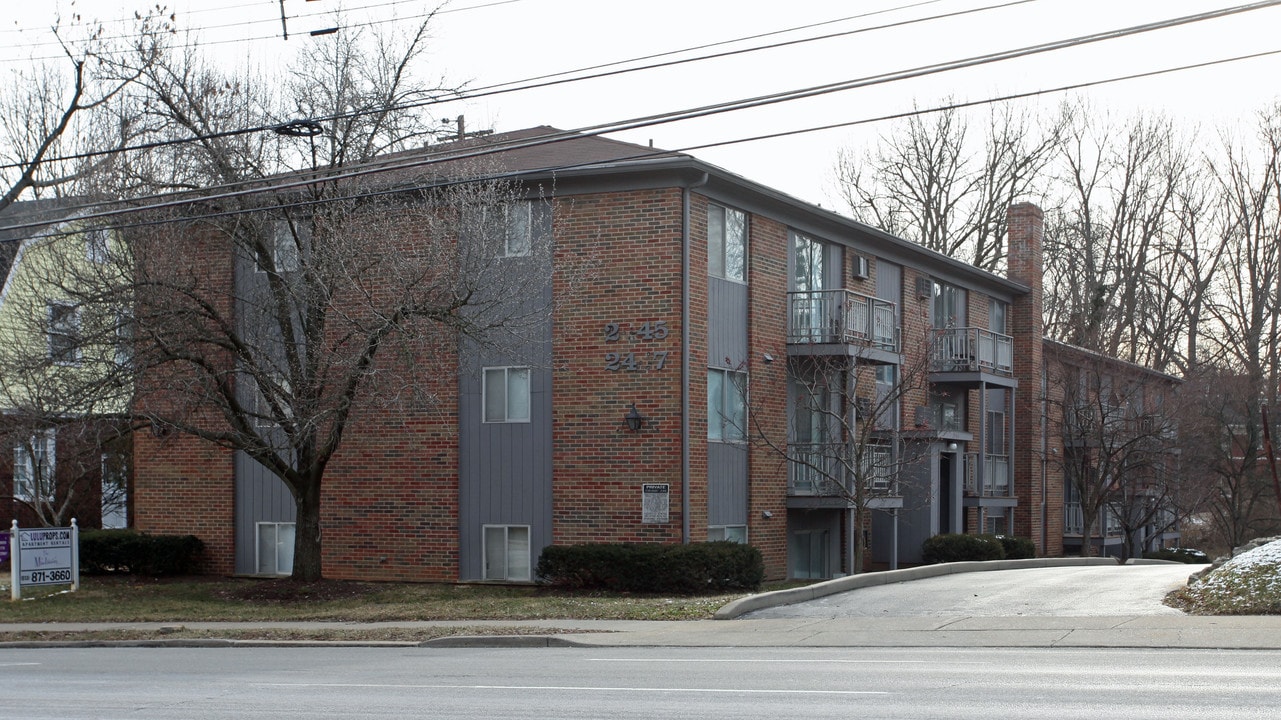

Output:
xmin=641 ymin=483 xmax=670 ymax=524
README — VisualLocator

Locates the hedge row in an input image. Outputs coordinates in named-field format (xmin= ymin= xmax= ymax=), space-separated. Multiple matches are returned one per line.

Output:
xmin=79 ymin=529 xmax=204 ymax=575
xmin=922 ymin=533 xmax=1037 ymax=563
xmin=536 ymin=542 xmax=764 ymax=594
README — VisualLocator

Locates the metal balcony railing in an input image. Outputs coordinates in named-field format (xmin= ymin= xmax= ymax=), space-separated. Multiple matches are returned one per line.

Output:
xmin=1065 ymin=502 xmax=1084 ymax=534
xmin=963 ymin=452 xmax=1011 ymax=497
xmin=788 ymin=289 xmax=899 ymax=352
xmin=788 ymin=442 xmax=894 ymax=497
xmin=931 ymin=327 xmax=1013 ymax=375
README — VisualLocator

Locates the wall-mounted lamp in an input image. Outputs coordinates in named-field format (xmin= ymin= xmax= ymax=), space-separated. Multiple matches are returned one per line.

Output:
xmin=946 ymin=442 xmax=959 ymax=452
xmin=762 ymin=510 xmax=774 ymax=519
xmin=763 ymin=353 xmax=774 ymax=364
xmin=623 ymin=403 xmax=648 ymax=433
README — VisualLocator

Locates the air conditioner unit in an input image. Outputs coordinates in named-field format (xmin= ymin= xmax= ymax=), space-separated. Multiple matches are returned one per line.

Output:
xmin=852 ymin=255 xmax=870 ymax=279
xmin=916 ymin=276 xmax=933 ymax=299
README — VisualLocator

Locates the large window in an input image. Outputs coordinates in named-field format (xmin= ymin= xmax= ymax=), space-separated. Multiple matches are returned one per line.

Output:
xmin=502 ymin=202 xmax=532 ymax=257
xmin=13 ymin=431 xmax=55 ymax=504
xmin=256 ymin=522 xmax=295 ymax=576
xmin=708 ymin=368 xmax=748 ymax=442
xmin=989 ymin=298 xmax=1008 ymax=334
xmin=708 ymin=204 xmax=746 ymax=282
xmin=257 ymin=220 xmax=301 ymax=273
xmin=483 ymin=525 xmax=531 ymax=581
xmin=792 ymin=233 xmax=826 ymax=292
xmin=932 ymin=280 xmax=967 ymax=328
xmin=47 ymin=301 xmax=80 ymax=364
xmin=483 ymin=367 xmax=531 ymax=423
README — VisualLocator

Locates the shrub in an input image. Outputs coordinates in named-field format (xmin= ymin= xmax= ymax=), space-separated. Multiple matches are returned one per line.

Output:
xmin=921 ymin=533 xmax=1006 ymax=564
xmin=536 ymin=542 xmax=764 ymax=594
xmin=79 ymin=529 xmax=204 ymax=575
xmin=1143 ymin=547 xmax=1209 ymax=564
xmin=995 ymin=535 xmax=1037 ymax=559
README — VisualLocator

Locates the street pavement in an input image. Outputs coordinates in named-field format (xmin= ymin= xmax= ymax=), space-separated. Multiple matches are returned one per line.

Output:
xmin=4 ymin=559 xmax=1281 ymax=650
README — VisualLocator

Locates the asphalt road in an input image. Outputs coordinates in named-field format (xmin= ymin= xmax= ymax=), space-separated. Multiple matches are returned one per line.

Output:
xmin=746 ymin=564 xmax=1201 ymax=618
xmin=3 ymin=645 xmax=1278 ymax=719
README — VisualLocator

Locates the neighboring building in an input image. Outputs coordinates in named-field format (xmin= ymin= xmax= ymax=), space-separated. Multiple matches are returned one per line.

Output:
xmin=0 ymin=199 xmax=131 ymax=529
xmin=1042 ymin=339 xmax=1183 ymax=558
xmin=127 ymin=127 xmax=1180 ymax=579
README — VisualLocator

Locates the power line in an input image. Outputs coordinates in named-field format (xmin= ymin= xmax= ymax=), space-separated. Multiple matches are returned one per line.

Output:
xmin=0 ymin=0 xmax=1080 ymax=172
xmin=10 ymin=44 xmax=1281 ymax=243
xmin=3 ymin=0 xmax=1280 ymax=233
xmin=0 ymin=0 xmax=527 ymax=61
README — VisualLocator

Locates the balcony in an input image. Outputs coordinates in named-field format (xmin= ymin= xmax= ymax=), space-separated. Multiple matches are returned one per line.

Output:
xmin=788 ymin=290 xmax=899 ymax=359
xmin=927 ymin=325 xmax=1014 ymax=381
xmin=963 ymin=452 xmax=1011 ymax=497
xmin=787 ymin=442 xmax=901 ymax=509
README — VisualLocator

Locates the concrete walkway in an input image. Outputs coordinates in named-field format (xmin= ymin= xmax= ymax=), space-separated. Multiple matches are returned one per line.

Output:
xmin=3 ymin=559 xmax=1278 ymax=650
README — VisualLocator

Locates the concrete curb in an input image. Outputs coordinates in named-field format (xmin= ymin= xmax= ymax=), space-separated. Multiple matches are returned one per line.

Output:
xmin=714 ymin=557 xmax=1180 ymax=619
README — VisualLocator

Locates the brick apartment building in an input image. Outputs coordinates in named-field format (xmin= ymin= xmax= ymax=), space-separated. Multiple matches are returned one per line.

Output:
xmin=127 ymin=127 xmax=1177 ymax=581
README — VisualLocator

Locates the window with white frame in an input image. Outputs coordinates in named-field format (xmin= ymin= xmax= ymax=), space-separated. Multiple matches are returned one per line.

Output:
xmin=708 ymin=204 xmax=746 ymax=282
xmin=13 ymin=430 xmax=56 ymax=504
xmin=86 ymin=228 xmax=109 ymax=264
xmin=483 ymin=367 xmax=531 ymax=423
xmin=932 ymin=280 xmax=967 ymax=328
xmin=256 ymin=521 xmax=295 ymax=575
xmin=989 ymin=298 xmax=1008 ymax=334
xmin=708 ymin=368 xmax=748 ymax=442
xmin=483 ymin=524 xmax=531 ymax=581
xmin=708 ymin=525 xmax=747 ymax=543
xmin=47 ymin=301 xmax=80 ymax=364
xmin=256 ymin=220 xmax=301 ymax=273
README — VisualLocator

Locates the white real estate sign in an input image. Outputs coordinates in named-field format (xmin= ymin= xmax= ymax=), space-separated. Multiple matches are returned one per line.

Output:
xmin=9 ymin=520 xmax=79 ymax=600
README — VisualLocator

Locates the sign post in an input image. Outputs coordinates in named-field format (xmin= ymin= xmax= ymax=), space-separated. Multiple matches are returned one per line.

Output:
xmin=10 ymin=519 xmax=79 ymax=601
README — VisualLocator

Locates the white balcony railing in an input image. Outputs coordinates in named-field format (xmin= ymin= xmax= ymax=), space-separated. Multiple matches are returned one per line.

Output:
xmin=788 ymin=443 xmax=894 ymax=496
xmin=788 ymin=290 xmax=899 ymax=352
xmin=964 ymin=453 xmax=1011 ymax=496
xmin=931 ymin=327 xmax=1013 ymax=375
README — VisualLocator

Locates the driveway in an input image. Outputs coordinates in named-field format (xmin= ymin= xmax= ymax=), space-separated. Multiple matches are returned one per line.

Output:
xmin=746 ymin=564 xmax=1201 ymax=618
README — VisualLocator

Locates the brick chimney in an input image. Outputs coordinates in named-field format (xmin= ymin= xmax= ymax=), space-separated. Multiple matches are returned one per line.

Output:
xmin=1005 ymin=203 xmax=1056 ymax=554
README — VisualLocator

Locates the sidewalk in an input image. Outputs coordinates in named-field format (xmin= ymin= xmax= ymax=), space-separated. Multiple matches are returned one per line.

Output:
xmin=3 ymin=558 xmax=1278 ymax=650
xmin=4 ymin=615 xmax=1281 ymax=649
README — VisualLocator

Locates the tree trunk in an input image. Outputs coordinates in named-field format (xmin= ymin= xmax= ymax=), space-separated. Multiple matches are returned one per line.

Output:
xmin=292 ymin=479 xmax=324 ymax=581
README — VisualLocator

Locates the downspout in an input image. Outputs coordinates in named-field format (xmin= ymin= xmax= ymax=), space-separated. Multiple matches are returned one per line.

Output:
xmin=681 ymin=173 xmax=709 ymax=544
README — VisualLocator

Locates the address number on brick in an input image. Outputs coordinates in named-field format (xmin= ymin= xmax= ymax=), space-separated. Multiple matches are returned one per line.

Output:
xmin=605 ymin=351 xmax=670 ymax=372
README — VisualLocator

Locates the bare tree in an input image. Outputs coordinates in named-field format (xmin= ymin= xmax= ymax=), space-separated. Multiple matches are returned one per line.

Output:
xmin=0 ymin=11 xmax=166 ymax=212
xmin=22 ymin=18 xmax=561 ymax=581
xmin=835 ymin=103 xmax=1062 ymax=271
xmin=1043 ymin=105 xmax=1201 ymax=374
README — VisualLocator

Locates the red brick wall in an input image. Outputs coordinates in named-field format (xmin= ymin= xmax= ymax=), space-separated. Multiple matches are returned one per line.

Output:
xmin=550 ymin=189 xmax=689 ymax=545
xmin=746 ymin=213 xmax=789 ymax=579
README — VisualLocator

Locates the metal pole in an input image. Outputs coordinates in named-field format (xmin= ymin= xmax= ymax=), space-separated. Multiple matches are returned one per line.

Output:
xmin=10 ymin=520 xmax=19 ymax=601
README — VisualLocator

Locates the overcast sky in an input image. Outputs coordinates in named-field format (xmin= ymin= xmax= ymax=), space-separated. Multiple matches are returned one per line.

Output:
xmin=6 ymin=0 xmax=1281 ymax=208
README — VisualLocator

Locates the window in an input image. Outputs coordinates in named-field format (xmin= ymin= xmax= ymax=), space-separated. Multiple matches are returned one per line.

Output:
xmin=932 ymin=280 xmax=967 ymax=328
xmin=708 ymin=525 xmax=747 ymax=543
xmin=708 ymin=204 xmax=746 ymax=282
xmin=257 ymin=220 xmax=300 ymax=273
xmin=792 ymin=233 xmax=826 ymax=292
xmin=86 ymin=228 xmax=109 ymax=264
xmin=101 ymin=452 xmax=128 ymax=529
xmin=503 ymin=202 xmax=532 ymax=257
xmin=256 ymin=522 xmax=295 ymax=576
xmin=115 ymin=315 xmax=132 ymax=367
xmin=483 ymin=367 xmax=531 ymax=423
xmin=708 ymin=368 xmax=748 ymax=441
xmin=874 ymin=365 xmax=898 ymax=430
xmin=986 ymin=410 xmax=1007 ymax=455
xmin=47 ymin=301 xmax=80 ymax=364
xmin=989 ymin=298 xmax=1008 ymax=335
xmin=930 ymin=387 xmax=965 ymax=432
xmin=14 ymin=431 xmax=55 ymax=504
xmin=483 ymin=525 xmax=531 ymax=581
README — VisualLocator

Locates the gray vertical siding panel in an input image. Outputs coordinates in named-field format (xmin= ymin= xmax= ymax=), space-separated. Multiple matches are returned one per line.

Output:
xmin=708 ymin=277 xmax=748 ymax=368
xmin=707 ymin=276 xmax=749 ymax=531
xmin=457 ymin=201 xmax=554 ymax=581
xmin=876 ymin=259 xmax=902 ymax=314
xmin=707 ymin=443 xmax=748 ymax=526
